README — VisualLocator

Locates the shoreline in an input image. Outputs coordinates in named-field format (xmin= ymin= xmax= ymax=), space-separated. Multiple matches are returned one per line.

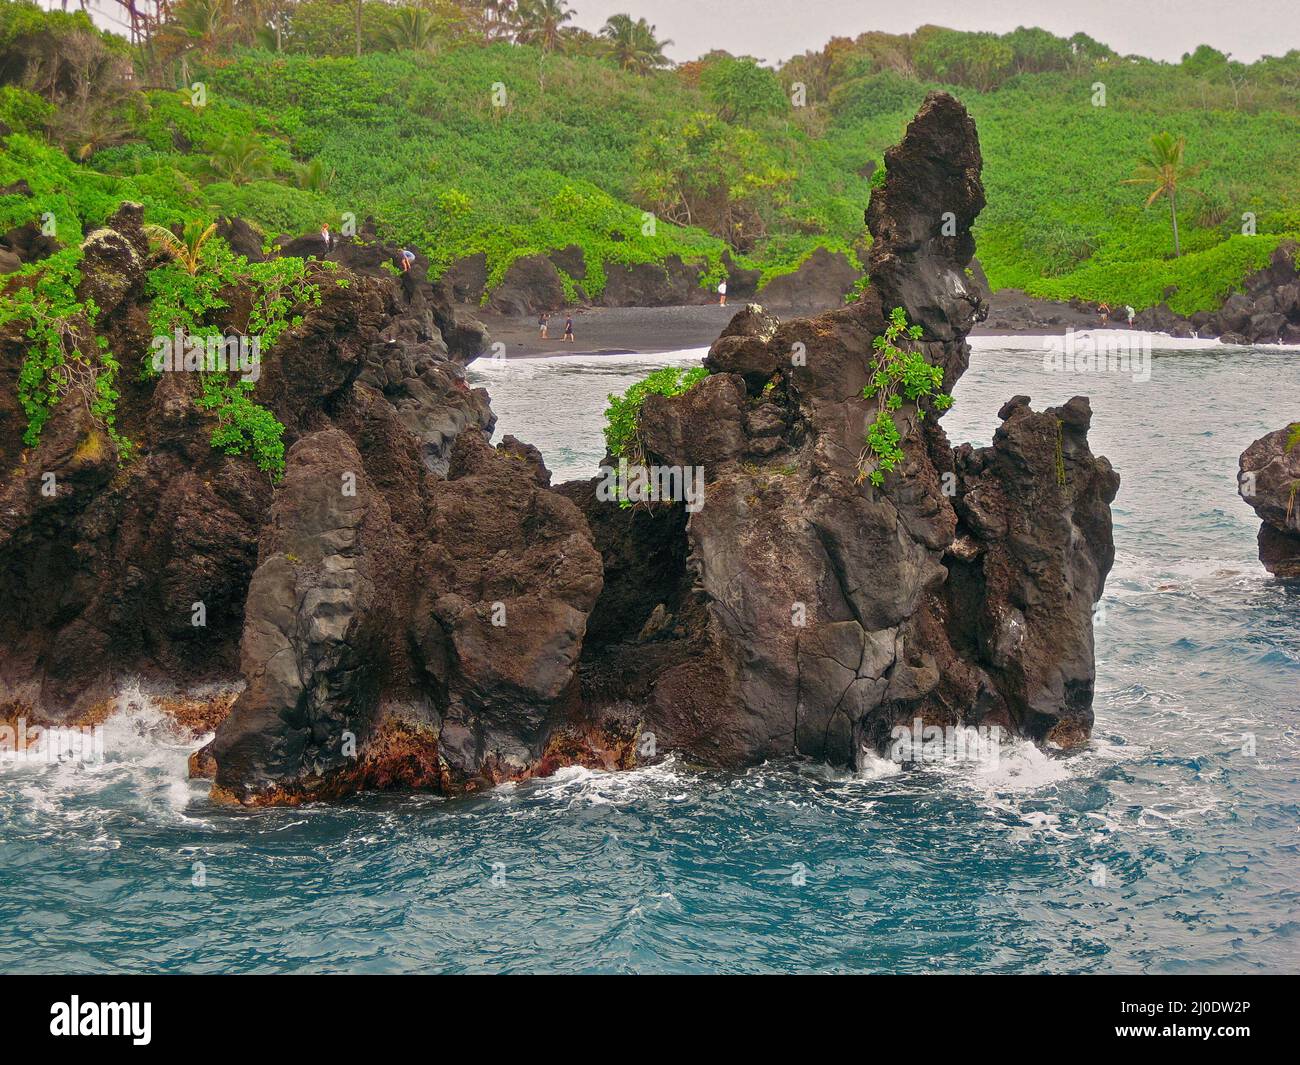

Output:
xmin=473 ymin=304 xmax=1296 ymax=360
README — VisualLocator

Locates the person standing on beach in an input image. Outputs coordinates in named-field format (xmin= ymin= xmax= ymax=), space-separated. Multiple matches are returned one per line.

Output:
xmin=563 ymin=316 xmax=574 ymax=342
xmin=539 ymin=313 xmax=549 ymax=339
xmin=321 ymin=222 xmax=334 ymax=253
xmin=718 ymin=279 xmax=727 ymax=306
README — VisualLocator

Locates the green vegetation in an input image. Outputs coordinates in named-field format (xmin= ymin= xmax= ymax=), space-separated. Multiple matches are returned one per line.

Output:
xmin=4 ymin=3 xmax=1296 ymax=317
xmin=0 ymin=245 xmax=125 ymax=452
xmin=1 ymin=2 xmax=1298 ymax=479
xmin=858 ymin=307 xmax=952 ymax=487
xmin=145 ymin=236 xmax=322 ymax=476
xmin=1123 ymin=132 xmax=1206 ymax=258
xmin=603 ymin=365 xmax=709 ymax=461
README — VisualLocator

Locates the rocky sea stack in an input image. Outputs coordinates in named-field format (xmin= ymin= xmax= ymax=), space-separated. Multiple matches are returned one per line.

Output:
xmin=1239 ymin=425 xmax=1300 ymax=578
xmin=0 ymin=92 xmax=1118 ymax=803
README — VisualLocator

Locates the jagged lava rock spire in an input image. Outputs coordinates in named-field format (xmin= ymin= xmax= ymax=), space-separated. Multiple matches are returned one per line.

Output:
xmin=564 ymin=92 xmax=1120 ymax=768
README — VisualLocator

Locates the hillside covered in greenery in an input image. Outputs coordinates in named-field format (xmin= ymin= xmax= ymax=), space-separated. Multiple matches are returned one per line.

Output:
xmin=3 ymin=0 xmax=1300 ymax=314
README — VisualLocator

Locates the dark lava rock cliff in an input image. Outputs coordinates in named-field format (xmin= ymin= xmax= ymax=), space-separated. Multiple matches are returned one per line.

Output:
xmin=0 ymin=92 xmax=1118 ymax=802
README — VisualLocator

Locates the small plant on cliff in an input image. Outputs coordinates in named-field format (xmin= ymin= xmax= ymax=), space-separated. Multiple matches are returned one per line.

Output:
xmin=0 ymin=246 xmax=128 ymax=454
xmin=144 ymin=220 xmax=217 ymax=276
xmin=144 ymin=235 xmax=321 ymax=479
xmin=603 ymin=364 xmax=709 ymax=462
xmin=856 ymin=306 xmax=952 ymax=487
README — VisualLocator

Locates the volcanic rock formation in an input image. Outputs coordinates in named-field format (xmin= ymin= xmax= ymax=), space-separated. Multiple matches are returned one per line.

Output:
xmin=563 ymin=92 xmax=1117 ymax=767
xmin=1239 ymin=425 xmax=1300 ymax=578
xmin=0 ymin=92 xmax=1118 ymax=802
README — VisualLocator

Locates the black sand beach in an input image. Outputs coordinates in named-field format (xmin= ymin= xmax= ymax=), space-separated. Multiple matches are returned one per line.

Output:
xmin=475 ymin=293 xmax=1142 ymax=359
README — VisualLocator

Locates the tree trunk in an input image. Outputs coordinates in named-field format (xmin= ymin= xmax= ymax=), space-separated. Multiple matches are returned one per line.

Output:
xmin=355 ymin=1 xmax=362 ymax=59
xmin=1169 ymin=187 xmax=1181 ymax=258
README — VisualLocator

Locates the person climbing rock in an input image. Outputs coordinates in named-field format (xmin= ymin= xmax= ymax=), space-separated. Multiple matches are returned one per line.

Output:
xmin=321 ymin=222 xmax=334 ymax=252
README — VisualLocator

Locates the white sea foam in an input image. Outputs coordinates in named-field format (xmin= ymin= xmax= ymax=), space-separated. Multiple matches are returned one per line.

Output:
xmin=524 ymin=755 xmax=691 ymax=808
xmin=0 ymin=680 xmax=211 ymax=828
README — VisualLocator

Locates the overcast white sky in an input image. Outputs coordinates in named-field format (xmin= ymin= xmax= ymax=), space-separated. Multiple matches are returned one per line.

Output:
xmin=566 ymin=0 xmax=1300 ymax=65
xmin=74 ymin=0 xmax=1300 ymax=66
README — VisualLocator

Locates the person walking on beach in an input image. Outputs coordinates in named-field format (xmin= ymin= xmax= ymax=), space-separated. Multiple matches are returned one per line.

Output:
xmin=717 ymin=279 xmax=727 ymax=306
xmin=1125 ymin=305 xmax=1136 ymax=326
xmin=563 ymin=315 xmax=574 ymax=342
xmin=538 ymin=312 xmax=549 ymax=339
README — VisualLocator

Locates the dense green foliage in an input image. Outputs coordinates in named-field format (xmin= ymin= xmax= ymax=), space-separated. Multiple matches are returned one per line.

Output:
xmin=0 ymin=245 xmax=125 ymax=451
xmin=603 ymin=364 xmax=709 ymax=461
xmin=145 ymin=238 xmax=323 ymax=476
xmin=1 ymin=1 xmax=1299 ymax=333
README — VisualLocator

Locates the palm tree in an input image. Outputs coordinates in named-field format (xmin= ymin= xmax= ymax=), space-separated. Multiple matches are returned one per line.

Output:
xmin=475 ymin=1 xmax=518 ymax=43
xmin=1123 ymin=132 xmax=1205 ymax=258
xmin=599 ymin=13 xmax=672 ymax=74
xmin=144 ymin=221 xmax=218 ymax=276
xmin=208 ymin=133 xmax=274 ymax=186
xmin=384 ymin=6 xmax=443 ymax=52
xmin=515 ymin=0 xmax=574 ymax=53
xmin=295 ymin=157 xmax=335 ymax=192
xmin=170 ymin=0 xmax=235 ymax=54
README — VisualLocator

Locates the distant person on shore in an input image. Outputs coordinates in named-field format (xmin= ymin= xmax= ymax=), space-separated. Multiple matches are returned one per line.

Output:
xmin=563 ymin=315 xmax=574 ymax=342
xmin=538 ymin=312 xmax=549 ymax=339
xmin=1098 ymin=302 xmax=1111 ymax=327
xmin=718 ymin=279 xmax=727 ymax=306
xmin=321 ymin=222 xmax=334 ymax=253
xmin=1125 ymin=305 xmax=1136 ymax=326
xmin=398 ymin=249 xmax=417 ymax=302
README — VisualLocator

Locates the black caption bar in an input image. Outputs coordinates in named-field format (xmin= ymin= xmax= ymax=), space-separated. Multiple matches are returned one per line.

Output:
xmin=1 ymin=972 xmax=1290 ymax=1051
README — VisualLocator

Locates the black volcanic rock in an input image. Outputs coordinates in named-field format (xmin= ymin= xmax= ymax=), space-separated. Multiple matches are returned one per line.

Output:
xmin=565 ymin=92 xmax=1117 ymax=767
xmin=597 ymin=255 xmax=712 ymax=307
xmin=0 ymin=91 xmax=1120 ymax=802
xmin=1239 ymin=425 xmax=1300 ymax=578
xmin=487 ymin=253 xmax=565 ymax=315
xmin=757 ymin=247 xmax=861 ymax=314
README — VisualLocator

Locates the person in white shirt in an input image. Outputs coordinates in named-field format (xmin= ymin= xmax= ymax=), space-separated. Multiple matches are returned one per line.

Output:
xmin=718 ymin=279 xmax=727 ymax=306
